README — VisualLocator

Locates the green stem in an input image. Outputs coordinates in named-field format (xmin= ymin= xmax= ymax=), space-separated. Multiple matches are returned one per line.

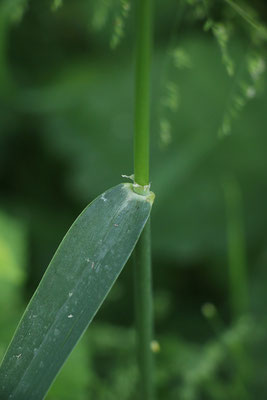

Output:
xmin=134 ymin=220 xmax=153 ymax=400
xmin=134 ymin=0 xmax=154 ymax=398
xmin=224 ymin=177 xmax=251 ymax=400
xmin=134 ymin=0 xmax=152 ymax=187
xmin=224 ymin=177 xmax=249 ymax=320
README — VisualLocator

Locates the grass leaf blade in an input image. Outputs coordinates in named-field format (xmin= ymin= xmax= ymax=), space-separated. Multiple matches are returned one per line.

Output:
xmin=0 ymin=183 xmax=154 ymax=400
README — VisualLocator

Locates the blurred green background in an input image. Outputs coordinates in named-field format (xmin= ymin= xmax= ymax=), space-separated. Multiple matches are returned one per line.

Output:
xmin=1 ymin=0 xmax=267 ymax=399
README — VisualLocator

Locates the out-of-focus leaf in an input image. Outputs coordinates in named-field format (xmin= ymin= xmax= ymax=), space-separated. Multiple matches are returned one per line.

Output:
xmin=0 ymin=211 xmax=26 ymax=362
xmin=46 ymin=336 xmax=90 ymax=400
xmin=0 ymin=212 xmax=25 ymax=285
xmin=0 ymin=183 xmax=154 ymax=400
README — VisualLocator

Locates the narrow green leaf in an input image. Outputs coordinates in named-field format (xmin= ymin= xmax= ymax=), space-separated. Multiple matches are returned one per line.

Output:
xmin=0 ymin=183 xmax=154 ymax=400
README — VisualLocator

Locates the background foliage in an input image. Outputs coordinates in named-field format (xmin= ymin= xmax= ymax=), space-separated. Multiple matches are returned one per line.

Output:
xmin=1 ymin=0 xmax=267 ymax=398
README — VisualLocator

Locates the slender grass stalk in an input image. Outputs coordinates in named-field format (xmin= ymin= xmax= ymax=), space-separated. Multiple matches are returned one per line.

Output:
xmin=224 ymin=178 xmax=251 ymax=399
xmin=134 ymin=0 xmax=154 ymax=398
xmin=134 ymin=220 xmax=153 ymax=399
xmin=134 ymin=0 xmax=152 ymax=187
xmin=224 ymin=177 xmax=249 ymax=321
xmin=224 ymin=0 xmax=267 ymax=37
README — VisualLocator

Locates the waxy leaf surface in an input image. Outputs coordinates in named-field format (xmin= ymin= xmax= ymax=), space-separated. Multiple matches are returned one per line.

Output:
xmin=0 ymin=183 xmax=154 ymax=400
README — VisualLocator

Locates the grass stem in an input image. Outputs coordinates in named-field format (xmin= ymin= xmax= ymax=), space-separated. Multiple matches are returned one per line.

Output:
xmin=224 ymin=177 xmax=249 ymax=321
xmin=134 ymin=220 xmax=153 ymax=400
xmin=134 ymin=0 xmax=154 ymax=398
xmin=134 ymin=0 xmax=152 ymax=187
